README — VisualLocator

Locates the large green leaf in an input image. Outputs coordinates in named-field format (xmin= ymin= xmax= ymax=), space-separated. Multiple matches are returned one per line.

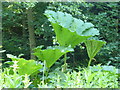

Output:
xmin=7 ymin=54 xmax=42 ymax=75
xmin=51 ymin=23 xmax=90 ymax=47
xmin=33 ymin=46 xmax=74 ymax=68
xmin=44 ymin=10 xmax=99 ymax=47
xmin=17 ymin=59 xmax=42 ymax=75
xmin=84 ymin=40 xmax=106 ymax=60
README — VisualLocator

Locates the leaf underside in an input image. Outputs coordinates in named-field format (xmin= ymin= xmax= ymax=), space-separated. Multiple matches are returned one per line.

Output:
xmin=45 ymin=10 xmax=99 ymax=47
xmin=85 ymin=40 xmax=106 ymax=59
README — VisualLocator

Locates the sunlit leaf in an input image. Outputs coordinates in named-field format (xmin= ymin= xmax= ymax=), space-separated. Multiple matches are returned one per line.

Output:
xmin=33 ymin=46 xmax=74 ymax=68
xmin=7 ymin=54 xmax=42 ymax=75
xmin=17 ymin=59 xmax=42 ymax=75
xmin=44 ymin=10 xmax=99 ymax=47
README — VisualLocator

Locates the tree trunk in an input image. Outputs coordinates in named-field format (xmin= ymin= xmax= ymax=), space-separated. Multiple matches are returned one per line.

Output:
xmin=26 ymin=8 xmax=36 ymax=60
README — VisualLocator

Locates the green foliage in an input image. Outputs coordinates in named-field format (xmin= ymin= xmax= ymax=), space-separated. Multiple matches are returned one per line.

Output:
xmin=79 ymin=2 xmax=119 ymax=67
xmin=38 ymin=65 xmax=118 ymax=88
xmin=47 ymin=2 xmax=119 ymax=68
xmin=89 ymin=65 xmax=119 ymax=74
xmin=84 ymin=40 xmax=106 ymax=67
xmin=6 ymin=54 xmax=42 ymax=75
xmin=0 ymin=61 xmax=32 ymax=88
xmin=34 ymin=46 xmax=74 ymax=68
xmin=98 ymin=41 xmax=120 ymax=68
xmin=44 ymin=10 xmax=99 ymax=47
xmin=2 ymin=2 xmax=51 ymax=60
xmin=2 ymin=2 xmax=119 ymax=88
xmin=2 ymin=2 xmax=30 ymax=59
xmin=85 ymin=40 xmax=106 ymax=60
xmin=2 ymin=2 xmax=119 ymax=68
xmin=44 ymin=10 xmax=104 ymax=68
xmin=1 ymin=61 xmax=119 ymax=88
